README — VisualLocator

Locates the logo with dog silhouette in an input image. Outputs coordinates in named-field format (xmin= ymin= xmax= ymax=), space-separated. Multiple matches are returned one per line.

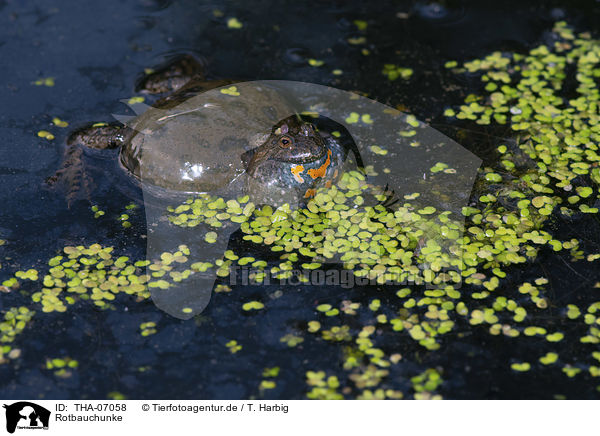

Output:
xmin=3 ymin=402 xmax=50 ymax=433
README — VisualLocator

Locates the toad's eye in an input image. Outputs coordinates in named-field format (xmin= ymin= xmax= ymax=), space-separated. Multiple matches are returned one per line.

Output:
xmin=278 ymin=135 xmax=292 ymax=148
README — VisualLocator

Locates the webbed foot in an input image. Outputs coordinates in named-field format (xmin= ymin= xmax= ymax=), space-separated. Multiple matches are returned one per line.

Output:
xmin=47 ymin=123 xmax=133 ymax=206
xmin=45 ymin=145 xmax=93 ymax=207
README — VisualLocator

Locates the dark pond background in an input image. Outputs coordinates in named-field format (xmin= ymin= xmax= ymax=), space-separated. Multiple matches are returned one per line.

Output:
xmin=1 ymin=0 xmax=599 ymax=399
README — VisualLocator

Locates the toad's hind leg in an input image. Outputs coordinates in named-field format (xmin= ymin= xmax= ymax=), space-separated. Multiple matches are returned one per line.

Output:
xmin=45 ymin=143 xmax=92 ymax=207
xmin=46 ymin=124 xmax=135 ymax=206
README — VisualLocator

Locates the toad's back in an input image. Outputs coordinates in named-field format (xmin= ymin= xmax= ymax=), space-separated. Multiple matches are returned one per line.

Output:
xmin=119 ymin=83 xmax=298 ymax=194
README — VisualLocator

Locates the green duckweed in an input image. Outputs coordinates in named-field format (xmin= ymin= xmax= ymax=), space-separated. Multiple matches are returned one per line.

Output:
xmin=33 ymin=77 xmax=55 ymax=87
xmin=140 ymin=322 xmax=157 ymax=337
xmin=382 ymin=64 xmax=413 ymax=81
xmin=45 ymin=356 xmax=79 ymax=378
xmin=6 ymin=20 xmax=599 ymax=398
xmin=226 ymin=340 xmax=242 ymax=353
xmin=226 ymin=18 xmax=242 ymax=29
xmin=242 ymin=301 xmax=264 ymax=311
xmin=0 ymin=307 xmax=34 ymax=364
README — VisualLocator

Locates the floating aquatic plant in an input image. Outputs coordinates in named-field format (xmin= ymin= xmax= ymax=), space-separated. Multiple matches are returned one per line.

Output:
xmin=5 ymin=20 xmax=600 ymax=398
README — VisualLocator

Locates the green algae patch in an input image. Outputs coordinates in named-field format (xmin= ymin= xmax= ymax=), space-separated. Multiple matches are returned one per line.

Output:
xmin=226 ymin=340 xmax=242 ymax=353
xmin=539 ymin=352 xmax=559 ymax=365
xmin=127 ymin=96 xmax=145 ymax=105
xmin=411 ymin=368 xmax=443 ymax=400
xmin=0 ymin=307 xmax=34 ymax=364
xmin=226 ymin=18 xmax=243 ymax=29
xmin=166 ymin=169 xmax=467 ymax=301
xmin=0 ymin=307 xmax=34 ymax=344
xmin=32 ymin=245 xmax=149 ymax=312
xmin=306 ymin=371 xmax=343 ymax=400
xmin=259 ymin=366 xmax=280 ymax=392
xmin=382 ymin=64 xmax=413 ymax=81
xmin=259 ymin=380 xmax=276 ymax=390
xmin=511 ymin=362 xmax=531 ymax=372
xmin=91 ymin=205 xmax=105 ymax=218
xmin=15 ymin=269 xmax=38 ymax=281
xmin=140 ymin=322 xmax=157 ymax=337
xmin=37 ymin=130 xmax=55 ymax=140
xmin=33 ymin=77 xmax=55 ymax=87
xmin=242 ymin=301 xmax=264 ymax=311
xmin=52 ymin=117 xmax=69 ymax=128
xmin=29 ymin=243 xmax=219 ymax=314
xmin=220 ymin=86 xmax=240 ymax=96
xmin=280 ymin=334 xmax=303 ymax=347
xmin=45 ymin=356 xmax=79 ymax=378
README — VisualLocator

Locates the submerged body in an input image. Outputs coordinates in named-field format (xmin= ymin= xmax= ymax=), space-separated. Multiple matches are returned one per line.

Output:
xmin=63 ymin=56 xmax=346 ymax=203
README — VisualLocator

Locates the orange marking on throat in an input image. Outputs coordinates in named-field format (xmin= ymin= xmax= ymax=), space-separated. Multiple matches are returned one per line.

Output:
xmin=307 ymin=149 xmax=331 ymax=180
xmin=304 ymin=188 xmax=317 ymax=198
xmin=291 ymin=165 xmax=305 ymax=183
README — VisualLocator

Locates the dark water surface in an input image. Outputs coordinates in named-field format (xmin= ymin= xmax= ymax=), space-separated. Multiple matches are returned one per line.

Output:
xmin=1 ymin=0 xmax=599 ymax=399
